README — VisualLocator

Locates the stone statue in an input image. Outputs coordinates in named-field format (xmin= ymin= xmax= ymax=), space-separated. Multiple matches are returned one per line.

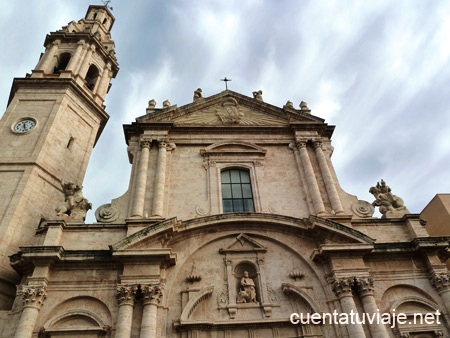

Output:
xmin=56 ymin=180 xmax=92 ymax=221
xmin=369 ymin=179 xmax=408 ymax=218
xmin=236 ymin=271 xmax=257 ymax=303
xmin=147 ymin=99 xmax=156 ymax=109
xmin=193 ymin=88 xmax=202 ymax=101
xmin=300 ymin=101 xmax=310 ymax=111
xmin=252 ymin=90 xmax=263 ymax=101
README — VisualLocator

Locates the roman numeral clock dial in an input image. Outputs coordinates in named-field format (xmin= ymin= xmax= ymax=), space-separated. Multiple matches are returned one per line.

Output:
xmin=12 ymin=118 xmax=36 ymax=133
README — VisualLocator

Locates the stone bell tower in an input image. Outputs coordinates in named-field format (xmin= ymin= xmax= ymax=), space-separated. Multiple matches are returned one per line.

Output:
xmin=0 ymin=5 xmax=118 ymax=309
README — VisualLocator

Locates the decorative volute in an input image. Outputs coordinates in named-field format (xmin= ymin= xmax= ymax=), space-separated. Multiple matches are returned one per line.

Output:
xmin=30 ymin=5 xmax=119 ymax=106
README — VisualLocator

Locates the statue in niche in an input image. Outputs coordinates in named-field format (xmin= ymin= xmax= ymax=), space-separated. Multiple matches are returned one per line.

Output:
xmin=236 ymin=271 xmax=257 ymax=303
xmin=369 ymin=179 xmax=408 ymax=218
xmin=56 ymin=180 xmax=92 ymax=221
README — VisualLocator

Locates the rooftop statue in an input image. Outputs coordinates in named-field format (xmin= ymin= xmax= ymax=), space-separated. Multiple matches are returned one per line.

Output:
xmin=252 ymin=90 xmax=263 ymax=101
xmin=56 ymin=180 xmax=92 ymax=221
xmin=369 ymin=179 xmax=408 ymax=218
xmin=193 ymin=88 xmax=203 ymax=101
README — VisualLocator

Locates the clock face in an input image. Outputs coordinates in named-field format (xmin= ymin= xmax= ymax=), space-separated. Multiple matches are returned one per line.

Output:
xmin=13 ymin=119 xmax=36 ymax=133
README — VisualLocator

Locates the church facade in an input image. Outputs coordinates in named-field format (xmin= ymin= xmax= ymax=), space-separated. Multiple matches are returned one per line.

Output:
xmin=0 ymin=5 xmax=449 ymax=338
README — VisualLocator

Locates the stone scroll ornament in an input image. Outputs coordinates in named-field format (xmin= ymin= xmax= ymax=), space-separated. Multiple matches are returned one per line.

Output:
xmin=351 ymin=200 xmax=375 ymax=218
xmin=55 ymin=180 xmax=92 ymax=221
xmin=369 ymin=179 xmax=408 ymax=218
xmin=95 ymin=203 xmax=120 ymax=223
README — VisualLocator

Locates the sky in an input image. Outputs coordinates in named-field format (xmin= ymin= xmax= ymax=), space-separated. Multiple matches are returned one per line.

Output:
xmin=1 ymin=1 xmax=450 ymax=223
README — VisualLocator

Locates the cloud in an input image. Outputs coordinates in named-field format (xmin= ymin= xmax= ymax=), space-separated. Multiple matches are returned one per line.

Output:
xmin=2 ymin=1 xmax=450 ymax=222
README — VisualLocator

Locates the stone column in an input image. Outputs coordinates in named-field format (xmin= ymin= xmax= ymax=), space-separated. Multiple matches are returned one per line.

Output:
xmin=140 ymin=284 xmax=163 ymax=338
xmin=289 ymin=143 xmax=313 ymax=214
xmin=37 ymin=40 xmax=60 ymax=72
xmin=152 ymin=141 xmax=175 ymax=217
xmin=332 ymin=278 xmax=366 ymax=338
xmin=73 ymin=43 xmax=89 ymax=74
xmin=78 ymin=45 xmax=95 ymax=78
xmin=95 ymin=62 xmax=112 ymax=98
xmin=296 ymin=140 xmax=326 ymax=215
xmin=13 ymin=285 xmax=47 ymax=338
xmin=130 ymin=140 xmax=151 ymax=218
xmin=313 ymin=141 xmax=345 ymax=214
xmin=115 ymin=285 xmax=137 ymax=338
xmin=66 ymin=40 xmax=85 ymax=72
xmin=355 ymin=277 xmax=389 ymax=338
xmin=430 ymin=272 xmax=450 ymax=315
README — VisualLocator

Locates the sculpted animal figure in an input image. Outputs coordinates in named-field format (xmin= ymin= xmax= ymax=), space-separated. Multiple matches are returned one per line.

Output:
xmin=56 ymin=180 xmax=92 ymax=220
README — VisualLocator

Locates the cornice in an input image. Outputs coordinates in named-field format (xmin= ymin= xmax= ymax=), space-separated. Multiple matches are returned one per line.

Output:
xmin=9 ymin=77 xmax=109 ymax=144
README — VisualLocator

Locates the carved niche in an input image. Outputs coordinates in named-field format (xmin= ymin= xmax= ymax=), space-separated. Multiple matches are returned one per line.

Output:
xmin=219 ymin=233 xmax=277 ymax=319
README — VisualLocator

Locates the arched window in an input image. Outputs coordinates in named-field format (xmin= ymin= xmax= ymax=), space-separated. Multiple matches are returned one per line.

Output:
xmin=53 ymin=53 xmax=71 ymax=74
xmin=85 ymin=64 xmax=99 ymax=90
xmin=221 ymin=169 xmax=254 ymax=213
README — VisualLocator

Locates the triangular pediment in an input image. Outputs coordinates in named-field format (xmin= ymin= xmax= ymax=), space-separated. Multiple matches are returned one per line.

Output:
xmin=137 ymin=90 xmax=324 ymax=127
xmin=220 ymin=233 xmax=267 ymax=254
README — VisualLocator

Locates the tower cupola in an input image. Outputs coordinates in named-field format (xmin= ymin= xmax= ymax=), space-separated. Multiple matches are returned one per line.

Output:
xmin=30 ymin=5 xmax=119 ymax=106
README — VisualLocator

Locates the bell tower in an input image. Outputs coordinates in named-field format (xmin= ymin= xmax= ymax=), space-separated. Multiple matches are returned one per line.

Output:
xmin=0 ymin=5 xmax=119 ymax=308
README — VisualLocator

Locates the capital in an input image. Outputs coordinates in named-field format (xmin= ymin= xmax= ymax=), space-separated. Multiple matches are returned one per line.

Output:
xmin=167 ymin=142 xmax=176 ymax=151
xmin=313 ymin=140 xmax=323 ymax=149
xmin=430 ymin=272 xmax=450 ymax=293
xmin=354 ymin=276 xmax=374 ymax=296
xmin=22 ymin=285 xmax=47 ymax=309
xmin=142 ymin=284 xmax=163 ymax=306
xmin=51 ymin=40 xmax=61 ymax=47
xmin=140 ymin=140 xmax=152 ymax=149
xmin=116 ymin=284 xmax=138 ymax=306
xmin=288 ymin=142 xmax=299 ymax=152
xmin=295 ymin=140 xmax=307 ymax=149
xmin=158 ymin=140 xmax=168 ymax=149
xmin=332 ymin=277 xmax=354 ymax=298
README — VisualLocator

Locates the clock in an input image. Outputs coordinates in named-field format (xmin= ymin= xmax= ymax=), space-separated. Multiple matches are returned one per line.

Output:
xmin=12 ymin=118 xmax=36 ymax=133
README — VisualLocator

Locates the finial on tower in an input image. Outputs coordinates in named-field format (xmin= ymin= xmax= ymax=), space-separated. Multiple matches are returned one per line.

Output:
xmin=101 ymin=0 xmax=113 ymax=10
